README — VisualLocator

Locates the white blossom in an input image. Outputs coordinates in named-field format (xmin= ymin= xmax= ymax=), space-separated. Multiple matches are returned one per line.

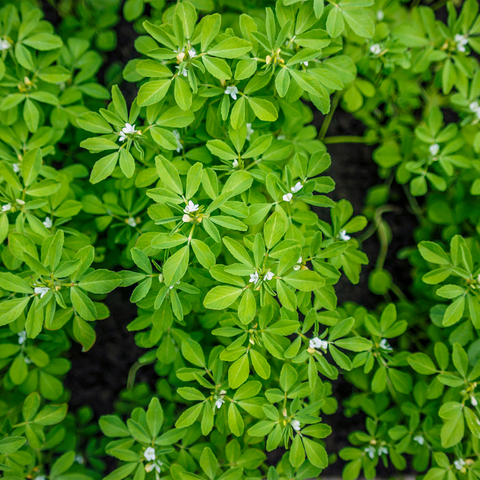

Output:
xmin=309 ymin=337 xmax=328 ymax=350
xmin=246 ymin=123 xmax=254 ymax=140
xmin=18 ymin=331 xmax=27 ymax=345
xmin=379 ymin=339 xmax=393 ymax=351
xmin=339 ymin=230 xmax=351 ymax=241
xmin=0 ymin=39 xmax=11 ymax=51
xmin=293 ymin=256 xmax=302 ymax=271
xmin=215 ymin=397 xmax=225 ymax=409
xmin=370 ymin=44 xmax=382 ymax=55
xmin=181 ymin=68 xmax=188 ymax=77
xmin=283 ymin=193 xmax=293 ymax=202
xmin=291 ymin=182 xmax=303 ymax=193
xmin=16 ymin=199 xmax=25 ymax=205
xmin=364 ymin=446 xmax=375 ymax=459
xmin=413 ymin=435 xmax=424 ymax=445
xmin=454 ymin=458 xmax=466 ymax=470
xmin=34 ymin=476 xmax=46 ymax=480
xmin=2 ymin=203 xmax=11 ymax=212
xmin=74 ymin=455 xmax=85 ymax=464
xmin=34 ymin=287 xmax=49 ymax=298
xmin=378 ymin=446 xmax=388 ymax=456
xmin=277 ymin=134 xmax=286 ymax=140
xmin=472 ymin=395 xmax=478 ymax=406
xmin=12 ymin=163 xmax=20 ymax=172
xmin=376 ymin=10 xmax=384 ymax=21
xmin=429 ymin=143 xmax=440 ymax=156
xmin=184 ymin=200 xmax=199 ymax=214
xmin=145 ymin=463 xmax=162 ymax=473
xmin=290 ymin=420 xmax=301 ymax=431
xmin=173 ymin=129 xmax=183 ymax=152
xmin=225 ymin=86 xmax=239 ymax=100
xmin=455 ymin=34 xmax=468 ymax=52
xmin=302 ymin=61 xmax=309 ymax=67
xmin=232 ymin=159 xmax=239 ymax=168
xmin=264 ymin=271 xmax=274 ymax=281
xmin=43 ymin=217 xmax=53 ymax=228
xmin=119 ymin=123 xmax=138 ymax=142
xmin=469 ymin=101 xmax=480 ymax=112
xmin=25 ymin=356 xmax=32 ymax=364
xmin=126 ymin=217 xmax=137 ymax=227
xmin=249 ymin=271 xmax=259 ymax=283
xmin=182 ymin=214 xmax=192 ymax=223
xmin=144 ymin=447 xmax=156 ymax=462
xmin=188 ymin=48 xmax=197 ymax=58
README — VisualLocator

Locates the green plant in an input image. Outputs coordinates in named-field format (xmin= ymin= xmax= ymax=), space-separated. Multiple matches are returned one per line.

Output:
xmin=4 ymin=0 xmax=480 ymax=480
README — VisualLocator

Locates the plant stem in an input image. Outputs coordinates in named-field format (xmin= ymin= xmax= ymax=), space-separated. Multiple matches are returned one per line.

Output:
xmin=323 ymin=135 xmax=370 ymax=144
xmin=402 ymin=184 xmax=423 ymax=223
xmin=318 ymin=91 xmax=341 ymax=141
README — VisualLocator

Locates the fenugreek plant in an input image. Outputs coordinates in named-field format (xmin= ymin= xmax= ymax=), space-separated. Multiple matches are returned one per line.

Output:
xmin=6 ymin=0 xmax=480 ymax=480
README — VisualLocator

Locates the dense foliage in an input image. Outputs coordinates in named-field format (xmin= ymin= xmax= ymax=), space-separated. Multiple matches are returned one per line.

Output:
xmin=1 ymin=1 xmax=480 ymax=480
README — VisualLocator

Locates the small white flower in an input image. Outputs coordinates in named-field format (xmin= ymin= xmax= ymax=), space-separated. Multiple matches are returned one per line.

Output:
xmin=12 ymin=163 xmax=20 ymax=172
xmin=34 ymin=476 xmax=46 ymax=480
xmin=413 ymin=435 xmax=424 ymax=445
xmin=291 ymin=182 xmax=303 ymax=193
xmin=215 ymin=397 xmax=225 ymax=410
xmin=2 ymin=203 xmax=11 ymax=212
xmin=302 ymin=61 xmax=309 ymax=67
xmin=364 ymin=446 xmax=375 ymax=459
xmin=339 ymin=230 xmax=350 ymax=241
xmin=429 ymin=143 xmax=440 ymax=156
xmin=145 ymin=463 xmax=162 ymax=473
xmin=225 ymin=86 xmax=239 ymax=100
xmin=18 ymin=331 xmax=27 ymax=345
xmin=277 ymin=134 xmax=286 ymax=140
xmin=34 ymin=287 xmax=49 ymax=298
xmin=283 ymin=193 xmax=293 ymax=202
xmin=181 ymin=69 xmax=188 ymax=77
xmin=188 ymin=48 xmax=197 ymax=58
xmin=376 ymin=10 xmax=384 ymax=21
xmin=293 ymin=256 xmax=302 ymax=271
xmin=232 ymin=159 xmax=239 ymax=168
xmin=184 ymin=200 xmax=199 ymax=214
xmin=290 ymin=420 xmax=301 ymax=431
xmin=74 ymin=455 xmax=85 ymax=464
xmin=249 ymin=271 xmax=259 ymax=284
xmin=246 ymin=123 xmax=254 ymax=140
xmin=472 ymin=395 xmax=478 ymax=406
xmin=309 ymin=337 xmax=328 ymax=350
xmin=455 ymin=34 xmax=468 ymax=52
xmin=43 ymin=217 xmax=53 ymax=228
xmin=24 ymin=356 xmax=32 ymax=364
xmin=264 ymin=271 xmax=274 ymax=281
xmin=379 ymin=339 xmax=393 ymax=351
xmin=126 ymin=217 xmax=137 ymax=227
xmin=454 ymin=459 xmax=466 ymax=471
xmin=182 ymin=214 xmax=192 ymax=223
xmin=469 ymin=101 xmax=480 ymax=112
xmin=173 ymin=129 xmax=183 ymax=152
xmin=16 ymin=199 xmax=25 ymax=205
xmin=0 ymin=39 xmax=11 ymax=51
xmin=144 ymin=447 xmax=156 ymax=462
xmin=370 ymin=44 xmax=382 ymax=55
xmin=119 ymin=123 xmax=138 ymax=142
xmin=378 ymin=446 xmax=388 ymax=456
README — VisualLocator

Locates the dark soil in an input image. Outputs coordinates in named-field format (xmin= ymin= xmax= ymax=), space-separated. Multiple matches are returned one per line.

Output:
xmin=42 ymin=0 xmax=418 ymax=476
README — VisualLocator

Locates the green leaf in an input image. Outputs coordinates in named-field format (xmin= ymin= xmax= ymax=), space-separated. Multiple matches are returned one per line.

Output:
xmin=79 ymin=269 xmax=122 ymax=294
xmin=229 ymin=354 xmax=250 ymax=388
xmin=204 ymin=286 xmax=243 ymax=309
xmin=208 ymin=37 xmax=252 ymax=58
xmin=283 ymin=270 xmax=325 ymax=291
xmin=182 ymin=338 xmax=206 ymax=367
xmin=146 ymin=397 xmax=164 ymax=438
xmin=163 ymin=245 xmax=189 ymax=286
xmin=90 ymin=152 xmax=119 ymax=184
xmin=200 ymin=447 xmax=218 ymax=479
xmin=248 ymin=97 xmax=278 ymax=121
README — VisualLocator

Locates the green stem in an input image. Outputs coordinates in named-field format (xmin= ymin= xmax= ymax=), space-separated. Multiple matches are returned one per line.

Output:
xmin=318 ymin=91 xmax=341 ymax=141
xmin=323 ymin=135 xmax=370 ymax=144
xmin=402 ymin=184 xmax=423 ymax=223
xmin=390 ymin=283 xmax=408 ymax=302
